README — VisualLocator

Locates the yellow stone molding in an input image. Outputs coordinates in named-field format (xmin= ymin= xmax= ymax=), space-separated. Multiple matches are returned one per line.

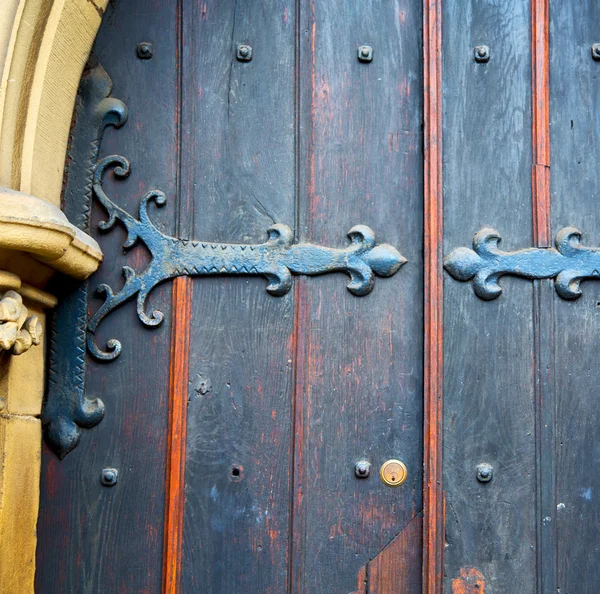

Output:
xmin=0 ymin=415 xmax=41 ymax=594
xmin=0 ymin=0 xmax=109 ymax=206
xmin=0 ymin=1 xmax=109 ymax=591
xmin=0 ymin=186 xmax=103 ymax=279
xmin=0 ymin=270 xmax=53 ymax=593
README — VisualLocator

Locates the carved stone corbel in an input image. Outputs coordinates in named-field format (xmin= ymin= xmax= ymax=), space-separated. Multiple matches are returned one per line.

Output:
xmin=0 ymin=290 xmax=43 ymax=355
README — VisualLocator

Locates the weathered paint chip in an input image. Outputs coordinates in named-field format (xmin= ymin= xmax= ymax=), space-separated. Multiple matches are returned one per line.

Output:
xmin=451 ymin=567 xmax=485 ymax=593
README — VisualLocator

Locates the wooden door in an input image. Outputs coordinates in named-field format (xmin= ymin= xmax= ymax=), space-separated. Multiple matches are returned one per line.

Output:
xmin=37 ymin=1 xmax=424 ymax=593
xmin=36 ymin=1 xmax=600 ymax=593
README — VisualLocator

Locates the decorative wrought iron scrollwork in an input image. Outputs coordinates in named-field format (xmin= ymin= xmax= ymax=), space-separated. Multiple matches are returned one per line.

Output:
xmin=88 ymin=155 xmax=407 ymax=360
xmin=43 ymin=65 xmax=127 ymax=459
xmin=444 ymin=227 xmax=600 ymax=299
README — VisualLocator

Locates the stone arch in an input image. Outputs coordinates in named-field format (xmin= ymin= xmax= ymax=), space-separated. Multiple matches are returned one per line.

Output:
xmin=0 ymin=1 xmax=107 ymax=591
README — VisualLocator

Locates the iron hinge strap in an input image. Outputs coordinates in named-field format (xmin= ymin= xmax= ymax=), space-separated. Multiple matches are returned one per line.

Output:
xmin=445 ymin=227 xmax=600 ymax=299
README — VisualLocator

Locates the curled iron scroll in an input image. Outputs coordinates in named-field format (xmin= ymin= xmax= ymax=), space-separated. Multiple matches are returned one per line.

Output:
xmin=88 ymin=155 xmax=407 ymax=360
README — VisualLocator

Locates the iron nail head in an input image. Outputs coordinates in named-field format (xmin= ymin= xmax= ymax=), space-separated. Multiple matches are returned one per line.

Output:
xmin=237 ymin=44 xmax=253 ymax=62
xmin=136 ymin=42 xmax=153 ymax=60
xmin=355 ymin=460 xmax=371 ymax=478
xmin=358 ymin=45 xmax=373 ymax=63
xmin=476 ymin=463 xmax=493 ymax=483
xmin=101 ymin=468 xmax=118 ymax=487
xmin=592 ymin=44 xmax=600 ymax=61
xmin=474 ymin=45 xmax=490 ymax=63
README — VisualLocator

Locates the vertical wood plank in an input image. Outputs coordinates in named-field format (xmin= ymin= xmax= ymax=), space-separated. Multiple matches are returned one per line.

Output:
xmin=368 ymin=515 xmax=423 ymax=594
xmin=163 ymin=276 xmax=193 ymax=594
xmin=550 ymin=2 xmax=600 ymax=590
xmin=531 ymin=0 xmax=551 ymax=246
xmin=422 ymin=0 xmax=444 ymax=591
xmin=530 ymin=1 xmax=555 ymax=592
xmin=180 ymin=2 xmax=297 ymax=592
xmin=442 ymin=0 xmax=537 ymax=590
xmin=292 ymin=1 xmax=423 ymax=591
xmin=36 ymin=0 xmax=179 ymax=591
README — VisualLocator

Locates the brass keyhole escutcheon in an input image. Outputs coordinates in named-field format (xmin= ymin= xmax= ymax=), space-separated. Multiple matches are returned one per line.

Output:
xmin=380 ymin=459 xmax=407 ymax=487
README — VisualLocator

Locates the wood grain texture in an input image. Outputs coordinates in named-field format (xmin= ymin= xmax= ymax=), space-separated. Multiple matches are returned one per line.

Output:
xmin=38 ymin=2 xmax=427 ymax=592
xmin=442 ymin=0 xmax=537 ymax=591
xmin=368 ymin=514 xmax=423 ymax=594
xmin=163 ymin=276 xmax=192 ymax=594
xmin=292 ymin=0 xmax=423 ymax=591
xmin=550 ymin=2 xmax=600 ymax=590
xmin=531 ymin=0 xmax=550 ymax=247
xmin=180 ymin=2 xmax=296 ymax=592
xmin=36 ymin=0 xmax=178 ymax=591
xmin=530 ymin=1 xmax=555 ymax=592
xmin=422 ymin=0 xmax=444 ymax=591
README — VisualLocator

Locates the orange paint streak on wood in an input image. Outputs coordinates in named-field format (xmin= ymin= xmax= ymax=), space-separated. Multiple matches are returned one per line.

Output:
xmin=451 ymin=568 xmax=485 ymax=594
xmin=422 ymin=0 xmax=444 ymax=593
xmin=163 ymin=276 xmax=193 ymax=594
xmin=531 ymin=0 xmax=550 ymax=246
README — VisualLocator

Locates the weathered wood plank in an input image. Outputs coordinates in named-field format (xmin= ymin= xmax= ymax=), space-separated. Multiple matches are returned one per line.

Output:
xmin=422 ymin=0 xmax=444 ymax=590
xmin=531 ymin=1 xmax=555 ymax=591
xmin=550 ymin=2 xmax=600 ymax=589
xmin=368 ymin=514 xmax=423 ymax=594
xmin=442 ymin=0 xmax=537 ymax=590
xmin=164 ymin=276 xmax=193 ymax=594
xmin=292 ymin=0 xmax=423 ymax=591
xmin=180 ymin=2 xmax=296 ymax=592
xmin=36 ymin=0 xmax=179 ymax=591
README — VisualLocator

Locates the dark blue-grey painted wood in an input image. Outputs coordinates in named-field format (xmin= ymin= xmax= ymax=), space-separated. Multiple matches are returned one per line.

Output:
xmin=442 ymin=0 xmax=537 ymax=590
xmin=551 ymin=1 xmax=600 ymax=590
xmin=36 ymin=0 xmax=179 ymax=590
xmin=181 ymin=2 xmax=297 ymax=592
xmin=292 ymin=0 xmax=423 ymax=591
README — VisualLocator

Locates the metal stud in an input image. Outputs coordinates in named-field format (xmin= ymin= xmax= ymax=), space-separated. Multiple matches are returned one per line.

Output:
xmin=358 ymin=45 xmax=373 ymax=63
xmin=354 ymin=460 xmax=371 ymax=478
xmin=136 ymin=42 xmax=153 ymax=60
xmin=476 ymin=463 xmax=493 ymax=483
xmin=474 ymin=45 xmax=490 ymax=63
xmin=101 ymin=468 xmax=118 ymax=487
xmin=237 ymin=44 xmax=253 ymax=62
xmin=592 ymin=43 xmax=600 ymax=61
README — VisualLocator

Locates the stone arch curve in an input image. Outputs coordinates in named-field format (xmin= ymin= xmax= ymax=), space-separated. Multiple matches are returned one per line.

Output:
xmin=0 ymin=1 xmax=106 ymax=591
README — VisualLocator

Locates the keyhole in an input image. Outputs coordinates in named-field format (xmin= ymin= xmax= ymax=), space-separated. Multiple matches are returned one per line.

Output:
xmin=379 ymin=459 xmax=407 ymax=487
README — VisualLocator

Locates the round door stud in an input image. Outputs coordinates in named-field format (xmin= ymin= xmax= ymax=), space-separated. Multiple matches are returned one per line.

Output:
xmin=358 ymin=45 xmax=373 ymax=63
xmin=236 ymin=44 xmax=253 ymax=62
xmin=101 ymin=468 xmax=118 ymax=487
xmin=355 ymin=459 xmax=371 ymax=478
xmin=476 ymin=463 xmax=493 ymax=483
xmin=473 ymin=45 xmax=490 ymax=63
xmin=379 ymin=459 xmax=407 ymax=487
